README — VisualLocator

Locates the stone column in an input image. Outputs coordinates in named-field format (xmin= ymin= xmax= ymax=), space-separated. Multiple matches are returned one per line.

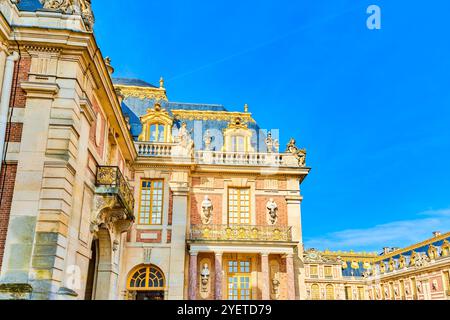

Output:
xmin=286 ymin=254 xmax=296 ymax=300
xmin=261 ymin=253 xmax=270 ymax=300
xmin=286 ymin=192 xmax=304 ymax=300
xmin=189 ymin=252 xmax=198 ymax=300
xmin=215 ymin=252 xmax=223 ymax=300
xmin=168 ymin=176 xmax=189 ymax=300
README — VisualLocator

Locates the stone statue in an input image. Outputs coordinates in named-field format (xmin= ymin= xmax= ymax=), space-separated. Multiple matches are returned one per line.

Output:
xmin=204 ymin=130 xmax=213 ymax=151
xmin=176 ymin=122 xmax=195 ymax=157
xmin=265 ymin=132 xmax=279 ymax=153
xmin=266 ymin=198 xmax=278 ymax=225
xmin=43 ymin=0 xmax=71 ymax=11
xmin=201 ymin=196 xmax=213 ymax=225
xmin=200 ymin=264 xmax=210 ymax=293
xmin=286 ymin=138 xmax=306 ymax=166
xmin=271 ymin=275 xmax=280 ymax=300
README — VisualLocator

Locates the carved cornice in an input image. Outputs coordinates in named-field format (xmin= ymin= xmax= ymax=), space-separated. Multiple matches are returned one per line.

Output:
xmin=40 ymin=0 xmax=95 ymax=31
xmin=171 ymin=109 xmax=255 ymax=123
xmin=114 ymin=84 xmax=168 ymax=101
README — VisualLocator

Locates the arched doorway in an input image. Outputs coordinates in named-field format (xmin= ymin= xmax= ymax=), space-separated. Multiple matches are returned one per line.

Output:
xmin=84 ymin=239 xmax=98 ymax=300
xmin=311 ymin=284 xmax=320 ymax=300
xmin=127 ymin=265 xmax=166 ymax=300
xmin=84 ymin=228 xmax=115 ymax=300
xmin=326 ymin=284 xmax=334 ymax=300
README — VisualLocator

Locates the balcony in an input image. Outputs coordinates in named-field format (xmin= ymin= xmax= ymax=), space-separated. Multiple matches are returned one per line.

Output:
xmin=189 ymin=224 xmax=292 ymax=242
xmin=95 ymin=166 xmax=135 ymax=218
xmin=135 ymin=141 xmax=305 ymax=168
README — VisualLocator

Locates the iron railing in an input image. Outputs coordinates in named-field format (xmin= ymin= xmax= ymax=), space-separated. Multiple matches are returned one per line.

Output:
xmin=189 ymin=224 xmax=292 ymax=242
xmin=95 ymin=166 xmax=135 ymax=217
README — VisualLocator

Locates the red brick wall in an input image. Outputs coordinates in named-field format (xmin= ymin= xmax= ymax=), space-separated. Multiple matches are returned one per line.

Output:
xmin=10 ymin=57 xmax=31 ymax=108
xmin=256 ymin=195 xmax=287 ymax=226
xmin=89 ymin=97 xmax=106 ymax=158
xmin=190 ymin=193 xmax=222 ymax=225
xmin=0 ymin=163 xmax=17 ymax=270
xmin=5 ymin=123 xmax=23 ymax=142
xmin=168 ymin=191 xmax=173 ymax=226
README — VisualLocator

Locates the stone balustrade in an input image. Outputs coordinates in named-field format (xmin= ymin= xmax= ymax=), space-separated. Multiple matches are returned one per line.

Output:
xmin=135 ymin=141 xmax=305 ymax=168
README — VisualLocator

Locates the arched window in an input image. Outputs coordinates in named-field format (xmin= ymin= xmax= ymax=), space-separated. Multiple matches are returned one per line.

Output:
xmin=326 ymin=284 xmax=334 ymax=300
xmin=223 ymin=117 xmax=254 ymax=153
xmin=311 ymin=284 xmax=320 ymax=300
xmin=127 ymin=265 xmax=165 ymax=291
xmin=139 ymin=104 xmax=173 ymax=143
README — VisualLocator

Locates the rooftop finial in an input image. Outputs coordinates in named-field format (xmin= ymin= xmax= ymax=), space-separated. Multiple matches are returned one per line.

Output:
xmin=160 ymin=77 xmax=165 ymax=89
xmin=244 ymin=103 xmax=249 ymax=113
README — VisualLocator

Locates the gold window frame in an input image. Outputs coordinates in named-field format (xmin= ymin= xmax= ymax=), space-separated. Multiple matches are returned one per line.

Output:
xmin=127 ymin=265 xmax=165 ymax=292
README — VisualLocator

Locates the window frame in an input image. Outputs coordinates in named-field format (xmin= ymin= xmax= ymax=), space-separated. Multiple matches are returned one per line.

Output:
xmin=138 ymin=179 xmax=165 ymax=225
xmin=227 ymin=187 xmax=251 ymax=225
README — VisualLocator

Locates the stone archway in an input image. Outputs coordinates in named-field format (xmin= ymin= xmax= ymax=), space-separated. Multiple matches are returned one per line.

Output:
xmin=93 ymin=227 xmax=115 ymax=300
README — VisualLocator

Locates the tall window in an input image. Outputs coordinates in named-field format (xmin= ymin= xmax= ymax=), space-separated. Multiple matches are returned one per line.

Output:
xmin=324 ymin=266 xmax=332 ymax=278
xmin=311 ymin=284 xmax=320 ymax=300
xmin=345 ymin=286 xmax=352 ymax=300
xmin=309 ymin=265 xmax=318 ymax=278
xmin=227 ymin=260 xmax=251 ymax=300
xmin=326 ymin=284 xmax=334 ymax=300
xmin=231 ymin=136 xmax=245 ymax=152
xmin=228 ymin=188 xmax=250 ymax=225
xmin=358 ymin=287 xmax=365 ymax=300
xmin=139 ymin=180 xmax=164 ymax=225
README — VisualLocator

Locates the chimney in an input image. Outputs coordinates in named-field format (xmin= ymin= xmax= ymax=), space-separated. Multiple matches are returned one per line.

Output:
xmin=433 ymin=231 xmax=442 ymax=237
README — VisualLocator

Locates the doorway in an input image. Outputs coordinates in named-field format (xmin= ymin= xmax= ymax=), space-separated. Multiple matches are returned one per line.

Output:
xmin=84 ymin=240 xmax=98 ymax=300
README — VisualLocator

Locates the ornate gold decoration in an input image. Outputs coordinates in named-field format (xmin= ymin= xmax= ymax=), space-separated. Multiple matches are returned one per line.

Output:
xmin=427 ymin=244 xmax=438 ymax=260
xmin=114 ymin=84 xmax=168 ymax=101
xmin=190 ymin=224 xmax=292 ymax=242
xmin=398 ymin=255 xmax=407 ymax=269
xmin=222 ymin=117 xmax=254 ymax=152
xmin=95 ymin=166 xmax=134 ymax=217
xmin=388 ymin=258 xmax=395 ymax=272
xmin=139 ymin=104 xmax=174 ymax=142
xmin=171 ymin=109 xmax=255 ymax=123
xmin=441 ymin=240 xmax=450 ymax=257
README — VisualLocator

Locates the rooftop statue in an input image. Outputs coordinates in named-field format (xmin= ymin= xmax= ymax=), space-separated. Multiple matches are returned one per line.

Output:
xmin=286 ymin=138 xmax=307 ymax=166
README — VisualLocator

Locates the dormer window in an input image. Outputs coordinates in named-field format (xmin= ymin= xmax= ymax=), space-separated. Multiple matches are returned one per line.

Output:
xmin=139 ymin=104 xmax=173 ymax=143
xmin=223 ymin=117 xmax=254 ymax=153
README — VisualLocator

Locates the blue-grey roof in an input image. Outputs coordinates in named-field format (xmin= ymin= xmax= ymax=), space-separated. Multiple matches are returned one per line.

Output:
xmin=117 ymin=82 xmax=265 ymax=151
xmin=16 ymin=0 xmax=43 ymax=12
xmin=113 ymin=78 xmax=157 ymax=88
xmin=341 ymin=234 xmax=450 ymax=278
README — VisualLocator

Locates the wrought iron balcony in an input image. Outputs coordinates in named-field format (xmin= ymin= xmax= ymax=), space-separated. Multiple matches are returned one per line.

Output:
xmin=95 ymin=166 xmax=135 ymax=218
xmin=189 ymin=224 xmax=293 ymax=242
xmin=135 ymin=141 xmax=306 ymax=168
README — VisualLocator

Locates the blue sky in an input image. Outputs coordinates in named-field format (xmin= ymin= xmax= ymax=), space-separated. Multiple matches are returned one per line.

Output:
xmin=93 ymin=0 xmax=450 ymax=252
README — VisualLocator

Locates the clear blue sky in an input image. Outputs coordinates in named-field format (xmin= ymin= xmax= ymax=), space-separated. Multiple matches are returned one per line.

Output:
xmin=93 ymin=0 xmax=450 ymax=252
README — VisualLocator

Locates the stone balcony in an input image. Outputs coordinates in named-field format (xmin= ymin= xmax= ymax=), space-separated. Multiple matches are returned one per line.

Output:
xmin=189 ymin=224 xmax=293 ymax=243
xmin=95 ymin=166 xmax=135 ymax=219
xmin=135 ymin=141 xmax=306 ymax=168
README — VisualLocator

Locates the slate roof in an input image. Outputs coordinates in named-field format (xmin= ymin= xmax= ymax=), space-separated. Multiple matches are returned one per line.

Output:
xmin=16 ymin=0 xmax=43 ymax=12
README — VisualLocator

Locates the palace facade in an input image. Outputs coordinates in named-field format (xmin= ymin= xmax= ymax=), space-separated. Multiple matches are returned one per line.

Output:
xmin=0 ymin=1 xmax=448 ymax=301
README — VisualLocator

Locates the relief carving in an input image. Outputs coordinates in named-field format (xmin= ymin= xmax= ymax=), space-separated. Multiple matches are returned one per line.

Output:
xmin=201 ymin=196 xmax=213 ymax=225
xmin=266 ymin=198 xmax=278 ymax=225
